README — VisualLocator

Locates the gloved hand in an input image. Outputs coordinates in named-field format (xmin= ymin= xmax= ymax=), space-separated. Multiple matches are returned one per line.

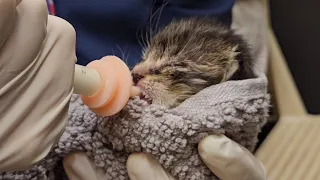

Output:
xmin=126 ymin=134 xmax=267 ymax=180
xmin=0 ymin=0 xmax=76 ymax=172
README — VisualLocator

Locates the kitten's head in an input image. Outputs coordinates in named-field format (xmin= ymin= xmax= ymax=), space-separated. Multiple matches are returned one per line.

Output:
xmin=132 ymin=18 xmax=255 ymax=108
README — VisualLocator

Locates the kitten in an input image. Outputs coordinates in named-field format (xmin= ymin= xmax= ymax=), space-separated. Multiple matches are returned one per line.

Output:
xmin=132 ymin=17 xmax=255 ymax=108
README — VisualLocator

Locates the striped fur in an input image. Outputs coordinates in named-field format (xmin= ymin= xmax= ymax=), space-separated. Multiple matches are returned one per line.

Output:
xmin=132 ymin=17 xmax=255 ymax=108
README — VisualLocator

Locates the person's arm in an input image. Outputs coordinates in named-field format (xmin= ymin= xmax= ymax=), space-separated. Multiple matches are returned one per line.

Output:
xmin=0 ymin=0 xmax=76 ymax=172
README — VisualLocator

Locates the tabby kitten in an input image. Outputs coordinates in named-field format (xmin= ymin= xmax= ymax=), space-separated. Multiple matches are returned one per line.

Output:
xmin=132 ymin=17 xmax=255 ymax=108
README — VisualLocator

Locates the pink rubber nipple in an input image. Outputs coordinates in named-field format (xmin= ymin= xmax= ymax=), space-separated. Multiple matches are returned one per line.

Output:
xmin=78 ymin=56 xmax=140 ymax=116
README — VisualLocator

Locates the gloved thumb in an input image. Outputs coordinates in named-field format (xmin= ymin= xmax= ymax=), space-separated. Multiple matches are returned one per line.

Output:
xmin=198 ymin=134 xmax=267 ymax=180
xmin=126 ymin=152 xmax=176 ymax=180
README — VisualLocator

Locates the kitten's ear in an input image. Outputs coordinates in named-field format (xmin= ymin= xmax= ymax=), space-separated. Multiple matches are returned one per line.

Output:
xmin=221 ymin=60 xmax=239 ymax=82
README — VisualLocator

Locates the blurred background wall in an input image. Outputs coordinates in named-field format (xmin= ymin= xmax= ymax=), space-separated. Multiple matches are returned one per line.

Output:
xmin=269 ymin=0 xmax=320 ymax=114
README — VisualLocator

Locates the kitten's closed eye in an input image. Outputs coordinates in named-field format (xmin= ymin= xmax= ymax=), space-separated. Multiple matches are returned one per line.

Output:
xmin=170 ymin=71 xmax=184 ymax=80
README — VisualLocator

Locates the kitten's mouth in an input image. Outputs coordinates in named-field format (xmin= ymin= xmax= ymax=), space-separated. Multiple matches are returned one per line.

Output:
xmin=132 ymin=76 xmax=152 ymax=104
xmin=139 ymin=91 xmax=153 ymax=104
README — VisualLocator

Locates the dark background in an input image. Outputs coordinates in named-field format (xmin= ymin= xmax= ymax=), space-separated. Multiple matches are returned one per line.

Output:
xmin=269 ymin=0 xmax=320 ymax=114
xmin=255 ymin=0 xmax=319 ymax=150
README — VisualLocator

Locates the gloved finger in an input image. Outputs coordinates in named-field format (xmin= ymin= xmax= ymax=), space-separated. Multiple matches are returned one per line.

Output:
xmin=0 ymin=0 xmax=16 ymax=45
xmin=16 ymin=0 xmax=22 ymax=5
xmin=198 ymin=134 xmax=267 ymax=180
xmin=0 ymin=0 xmax=47 ymax=41
xmin=127 ymin=152 xmax=176 ymax=180
xmin=63 ymin=152 xmax=108 ymax=180
xmin=0 ymin=0 xmax=48 ymax=87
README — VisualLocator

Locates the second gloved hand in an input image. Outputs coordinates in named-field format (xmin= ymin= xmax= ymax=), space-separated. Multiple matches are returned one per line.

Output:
xmin=126 ymin=134 xmax=267 ymax=180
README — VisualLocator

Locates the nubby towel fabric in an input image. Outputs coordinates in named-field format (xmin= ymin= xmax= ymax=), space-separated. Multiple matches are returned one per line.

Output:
xmin=0 ymin=74 xmax=269 ymax=180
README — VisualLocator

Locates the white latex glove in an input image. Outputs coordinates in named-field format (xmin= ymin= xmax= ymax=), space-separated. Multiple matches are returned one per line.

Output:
xmin=0 ymin=0 xmax=76 ymax=172
xmin=126 ymin=134 xmax=267 ymax=180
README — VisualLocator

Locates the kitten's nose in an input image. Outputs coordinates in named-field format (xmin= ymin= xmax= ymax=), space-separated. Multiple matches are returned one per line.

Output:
xmin=132 ymin=73 xmax=144 ymax=85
